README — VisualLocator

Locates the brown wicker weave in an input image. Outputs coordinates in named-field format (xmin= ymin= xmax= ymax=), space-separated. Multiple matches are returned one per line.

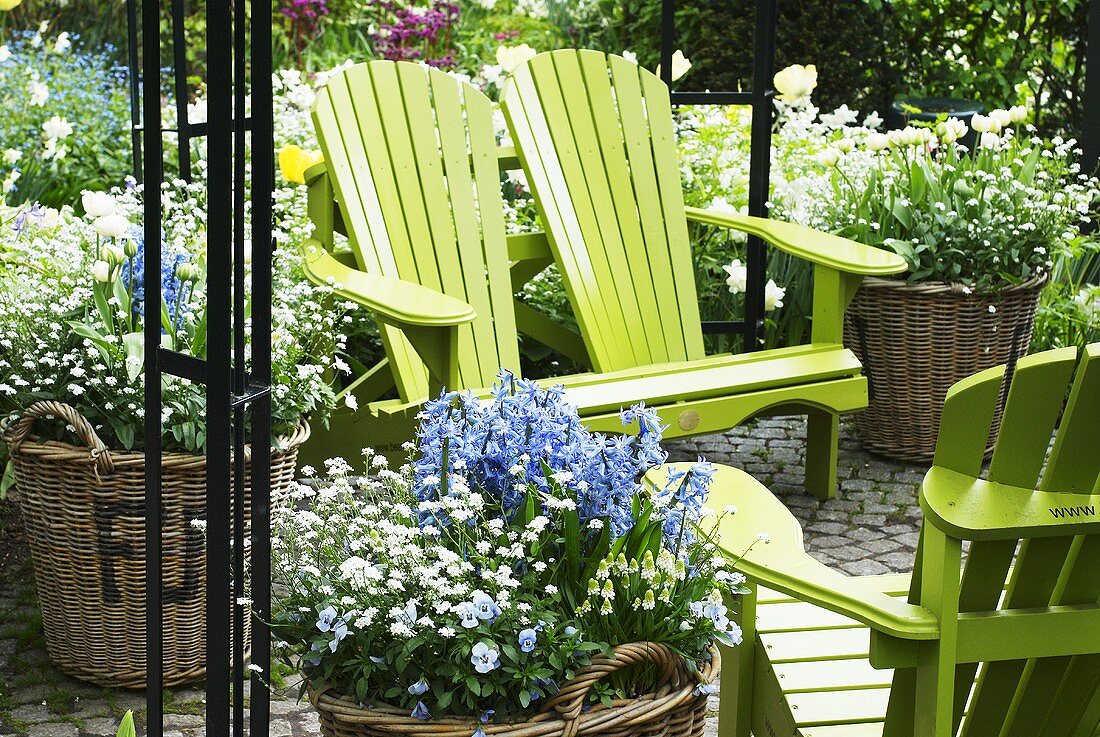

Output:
xmin=1 ymin=400 xmax=308 ymax=688
xmin=310 ymin=642 xmax=719 ymax=737
xmin=843 ymin=276 xmax=1044 ymax=462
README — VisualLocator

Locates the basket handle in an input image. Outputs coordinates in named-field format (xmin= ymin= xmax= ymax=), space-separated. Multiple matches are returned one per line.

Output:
xmin=2 ymin=401 xmax=114 ymax=475
xmin=542 ymin=641 xmax=689 ymax=734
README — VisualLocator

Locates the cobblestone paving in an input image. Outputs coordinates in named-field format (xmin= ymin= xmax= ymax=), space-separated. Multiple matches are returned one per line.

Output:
xmin=0 ymin=417 xmax=929 ymax=737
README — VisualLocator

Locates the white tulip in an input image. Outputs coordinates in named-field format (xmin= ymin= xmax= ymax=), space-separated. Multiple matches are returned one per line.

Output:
xmin=970 ymin=114 xmax=1000 ymax=134
xmin=989 ymin=109 xmax=1013 ymax=128
xmin=764 ymin=279 xmax=786 ymax=311
xmin=93 ymin=214 xmax=131 ymax=239
xmin=53 ymin=32 xmax=71 ymax=54
xmin=772 ymin=63 xmax=817 ymax=102
xmin=37 ymin=207 xmax=60 ymax=230
xmin=29 ymin=81 xmax=49 ymax=106
xmin=939 ymin=117 xmax=968 ymax=144
xmin=621 ymin=50 xmax=637 ymax=64
xmin=1009 ymin=105 xmax=1028 ymax=123
xmin=979 ymin=131 xmax=1001 ymax=150
xmin=669 ymin=50 xmax=692 ymax=81
xmin=3 ymin=148 xmax=21 ymax=164
xmin=82 ymin=191 xmax=117 ymax=217
xmin=0 ymin=45 xmax=10 ymax=63
xmin=835 ymin=138 xmax=854 ymax=153
xmin=495 ymin=44 xmax=537 ymax=73
xmin=91 ymin=260 xmax=112 ymax=283
xmin=815 ymin=148 xmax=841 ymax=167
xmin=866 ymin=133 xmax=890 ymax=152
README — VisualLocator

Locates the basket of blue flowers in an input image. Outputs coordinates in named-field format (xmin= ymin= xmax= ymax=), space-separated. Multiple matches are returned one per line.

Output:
xmin=273 ymin=372 xmax=749 ymax=737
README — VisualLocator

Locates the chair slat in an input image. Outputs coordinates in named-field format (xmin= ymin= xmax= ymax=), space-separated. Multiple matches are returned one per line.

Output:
xmin=577 ymin=51 xmax=669 ymax=363
xmin=787 ymin=688 xmax=890 ymax=726
xmin=988 ymin=347 xmax=1078 ymax=487
xmin=760 ymin=628 xmax=870 ymax=663
xmin=773 ymin=658 xmax=893 ymax=692
xmin=1043 ymin=344 xmax=1100 ymax=494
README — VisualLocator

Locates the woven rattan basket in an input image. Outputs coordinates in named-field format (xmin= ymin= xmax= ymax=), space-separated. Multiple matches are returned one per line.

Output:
xmin=1 ymin=400 xmax=308 ymax=688
xmin=309 ymin=642 xmax=718 ymax=737
xmin=843 ymin=276 xmax=1044 ymax=462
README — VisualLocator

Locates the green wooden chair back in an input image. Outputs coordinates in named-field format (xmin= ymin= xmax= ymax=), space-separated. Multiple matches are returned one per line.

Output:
xmin=889 ymin=343 xmax=1100 ymax=736
xmin=312 ymin=61 xmax=520 ymax=402
xmin=500 ymin=49 xmax=705 ymax=373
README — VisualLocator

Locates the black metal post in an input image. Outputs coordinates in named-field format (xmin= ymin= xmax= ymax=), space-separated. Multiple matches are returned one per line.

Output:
xmin=141 ymin=0 xmax=163 ymax=727
xmin=742 ymin=0 xmax=778 ymax=351
xmin=173 ymin=0 xmax=193 ymax=179
xmin=1083 ymin=0 xmax=1100 ymax=173
xmin=661 ymin=0 xmax=777 ymax=349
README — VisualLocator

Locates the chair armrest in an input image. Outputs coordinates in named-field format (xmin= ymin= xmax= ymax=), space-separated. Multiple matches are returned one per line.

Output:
xmin=683 ymin=463 xmax=939 ymax=640
xmin=921 ymin=466 xmax=1100 ymax=541
xmin=684 ymin=207 xmax=907 ymax=277
xmin=300 ymin=240 xmax=476 ymax=329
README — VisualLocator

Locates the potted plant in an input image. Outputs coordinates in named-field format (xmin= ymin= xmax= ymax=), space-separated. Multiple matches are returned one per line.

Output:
xmin=272 ymin=372 xmax=751 ymax=737
xmin=805 ymin=108 xmax=1097 ymax=460
xmin=0 ymin=176 xmax=342 ymax=686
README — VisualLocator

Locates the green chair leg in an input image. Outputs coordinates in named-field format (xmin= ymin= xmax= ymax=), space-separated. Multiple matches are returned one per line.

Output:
xmin=805 ymin=408 xmax=839 ymax=500
xmin=719 ymin=583 xmax=757 ymax=737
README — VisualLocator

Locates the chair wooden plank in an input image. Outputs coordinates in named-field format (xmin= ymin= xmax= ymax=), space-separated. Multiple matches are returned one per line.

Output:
xmin=559 ymin=348 xmax=861 ymax=413
xmin=787 ymin=688 xmax=890 ymax=726
xmin=606 ymin=54 xmax=688 ymax=365
xmin=932 ymin=363 xmax=1004 ymax=477
xmin=988 ymin=347 xmax=1078 ymax=488
xmin=1043 ymin=344 xmax=1100 ymax=494
xmin=760 ymin=628 xmax=871 ymax=663
xmin=465 ymin=83 xmax=522 ymax=378
xmin=504 ymin=64 xmax=616 ymax=371
xmin=759 ymin=575 xmax=913 ymax=604
xmin=526 ymin=53 xmax=638 ymax=368
xmin=639 ymin=68 xmax=705 ymax=361
xmin=551 ymin=51 xmax=655 ymax=365
xmin=316 ymin=69 xmax=427 ymax=402
xmin=774 ymin=658 xmax=894 ymax=693
xmin=757 ymin=600 xmax=863 ymax=632
xmin=577 ymin=51 xmax=669 ymax=363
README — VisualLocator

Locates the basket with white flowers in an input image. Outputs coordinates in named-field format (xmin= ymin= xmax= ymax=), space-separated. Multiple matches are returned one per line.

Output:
xmin=0 ymin=175 xmax=344 ymax=686
xmin=273 ymin=371 xmax=752 ymax=737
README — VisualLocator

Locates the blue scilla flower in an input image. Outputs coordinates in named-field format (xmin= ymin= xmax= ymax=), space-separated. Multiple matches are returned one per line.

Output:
xmin=518 ymin=628 xmax=537 ymax=653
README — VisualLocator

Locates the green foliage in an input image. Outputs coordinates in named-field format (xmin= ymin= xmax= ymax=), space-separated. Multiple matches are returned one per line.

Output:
xmin=1031 ymin=240 xmax=1100 ymax=353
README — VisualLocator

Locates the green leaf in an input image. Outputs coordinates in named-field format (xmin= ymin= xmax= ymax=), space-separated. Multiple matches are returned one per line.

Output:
xmin=115 ymin=711 xmax=136 ymax=737
xmin=68 ymin=322 xmax=113 ymax=370
xmin=122 ymin=332 xmax=144 ymax=381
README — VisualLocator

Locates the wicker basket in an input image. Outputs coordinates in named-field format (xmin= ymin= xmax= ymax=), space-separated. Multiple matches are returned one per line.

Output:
xmin=310 ymin=642 xmax=719 ymax=737
xmin=1 ymin=400 xmax=309 ymax=688
xmin=843 ymin=276 xmax=1045 ymax=462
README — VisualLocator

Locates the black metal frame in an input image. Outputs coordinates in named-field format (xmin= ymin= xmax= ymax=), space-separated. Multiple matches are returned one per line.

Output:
xmin=1084 ymin=0 xmax=1100 ymax=174
xmin=660 ymin=0 xmax=777 ymax=348
xmin=139 ymin=0 xmax=273 ymax=734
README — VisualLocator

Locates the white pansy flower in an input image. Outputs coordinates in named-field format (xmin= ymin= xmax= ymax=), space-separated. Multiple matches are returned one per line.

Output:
xmin=3 ymin=148 xmax=21 ymax=164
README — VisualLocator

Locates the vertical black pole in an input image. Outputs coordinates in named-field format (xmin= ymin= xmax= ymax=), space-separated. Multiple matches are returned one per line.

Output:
xmin=250 ymin=0 xmax=275 ymax=724
xmin=206 ymin=0 xmax=233 ymax=733
xmin=231 ymin=0 xmax=248 ymax=731
xmin=658 ymin=0 xmax=674 ymax=87
xmin=126 ymin=0 xmax=142 ymax=182
xmin=173 ymin=0 xmax=193 ymax=180
xmin=1084 ymin=0 xmax=1100 ymax=173
xmin=141 ymin=0 xmax=163 ymax=727
xmin=743 ymin=0 xmax=777 ymax=350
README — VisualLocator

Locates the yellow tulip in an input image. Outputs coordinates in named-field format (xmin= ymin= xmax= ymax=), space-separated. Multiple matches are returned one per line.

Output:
xmin=0 ymin=0 xmax=22 ymax=11
xmin=278 ymin=145 xmax=324 ymax=185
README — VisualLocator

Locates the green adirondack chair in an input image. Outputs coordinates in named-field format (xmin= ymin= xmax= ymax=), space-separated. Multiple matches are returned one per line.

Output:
xmin=499 ymin=50 xmax=906 ymax=499
xmin=691 ymin=343 xmax=1100 ymax=736
xmin=297 ymin=58 xmax=903 ymax=497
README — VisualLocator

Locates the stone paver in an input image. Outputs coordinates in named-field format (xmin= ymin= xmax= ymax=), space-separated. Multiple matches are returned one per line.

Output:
xmin=0 ymin=416 xmax=928 ymax=736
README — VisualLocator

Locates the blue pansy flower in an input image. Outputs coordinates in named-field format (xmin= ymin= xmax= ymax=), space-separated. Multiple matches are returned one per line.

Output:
xmin=316 ymin=606 xmax=338 ymax=632
xmin=471 ymin=591 xmax=500 ymax=622
xmin=411 ymin=701 xmax=431 ymax=720
xmin=518 ymin=628 xmax=537 ymax=653
xmin=408 ymin=678 xmax=429 ymax=696
xmin=471 ymin=642 xmax=500 ymax=674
